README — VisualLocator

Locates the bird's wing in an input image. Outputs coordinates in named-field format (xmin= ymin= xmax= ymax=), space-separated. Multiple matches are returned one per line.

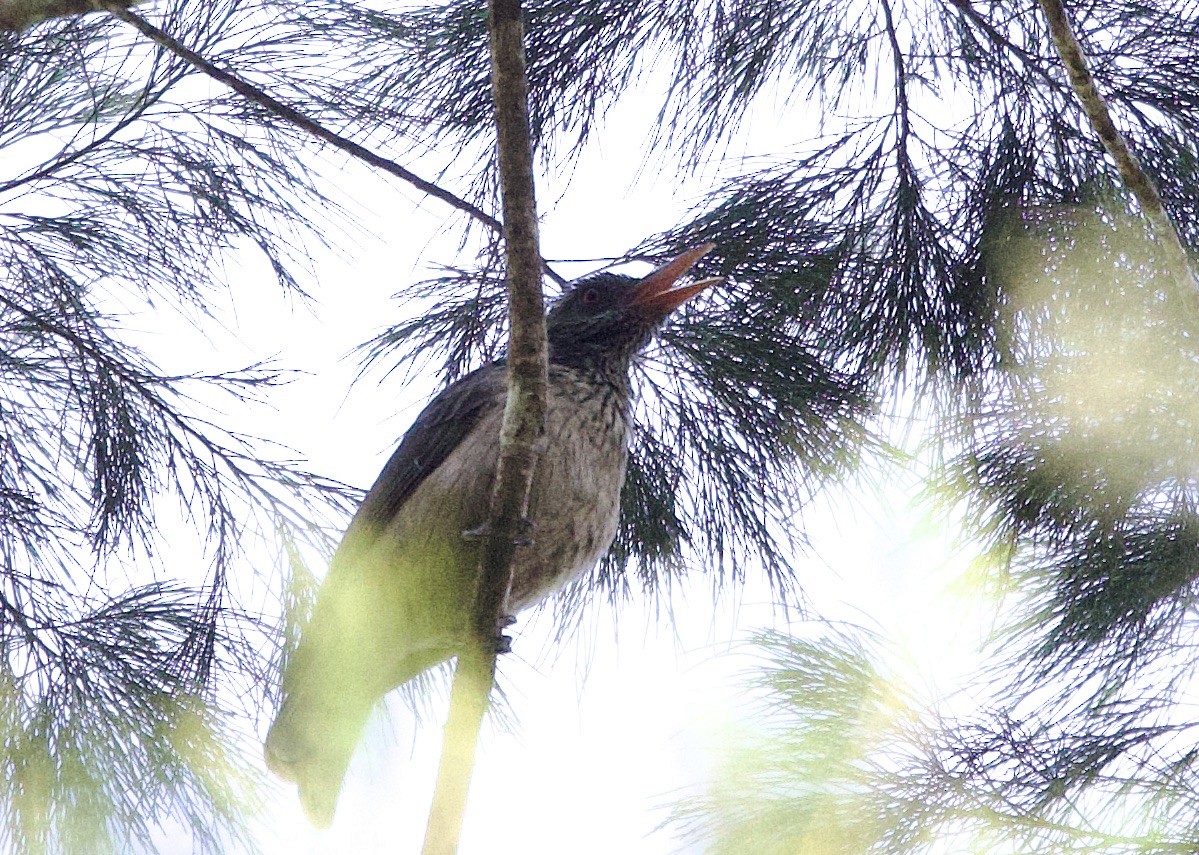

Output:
xmin=264 ymin=363 xmax=507 ymax=826
xmin=349 ymin=361 xmax=506 ymax=535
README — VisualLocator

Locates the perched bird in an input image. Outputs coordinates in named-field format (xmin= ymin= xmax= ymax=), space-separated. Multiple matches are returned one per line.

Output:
xmin=264 ymin=244 xmax=719 ymax=826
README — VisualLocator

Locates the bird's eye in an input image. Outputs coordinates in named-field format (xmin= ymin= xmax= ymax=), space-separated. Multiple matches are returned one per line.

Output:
xmin=582 ymin=288 xmax=600 ymax=305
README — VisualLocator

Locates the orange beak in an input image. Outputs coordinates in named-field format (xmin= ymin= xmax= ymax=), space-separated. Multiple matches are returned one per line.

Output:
xmin=629 ymin=244 xmax=722 ymax=317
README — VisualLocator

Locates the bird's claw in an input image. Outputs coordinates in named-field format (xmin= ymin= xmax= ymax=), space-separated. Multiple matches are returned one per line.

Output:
xmin=493 ymin=615 xmax=516 ymax=654
xmin=512 ymin=517 xmax=537 ymax=547
xmin=462 ymin=518 xmax=537 ymax=547
xmin=462 ymin=522 xmax=490 ymax=543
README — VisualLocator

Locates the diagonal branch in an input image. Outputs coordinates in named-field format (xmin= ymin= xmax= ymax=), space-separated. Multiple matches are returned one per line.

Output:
xmin=1038 ymin=0 xmax=1197 ymax=299
xmin=7 ymin=1 xmax=568 ymax=283
xmin=103 ymin=4 xmax=568 ymax=285
xmin=100 ymin=4 xmax=504 ymax=234
xmin=420 ymin=0 xmax=548 ymax=851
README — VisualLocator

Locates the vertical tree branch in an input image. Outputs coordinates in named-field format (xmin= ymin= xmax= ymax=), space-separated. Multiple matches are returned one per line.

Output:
xmin=1039 ymin=0 xmax=1197 ymax=298
xmin=420 ymin=0 xmax=547 ymax=852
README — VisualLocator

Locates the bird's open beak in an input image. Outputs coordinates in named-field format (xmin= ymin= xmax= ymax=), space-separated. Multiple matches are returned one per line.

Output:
xmin=629 ymin=244 xmax=722 ymax=317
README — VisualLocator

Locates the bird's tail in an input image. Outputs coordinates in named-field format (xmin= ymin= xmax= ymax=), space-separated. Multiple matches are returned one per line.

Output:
xmin=264 ymin=683 xmax=373 ymax=828
xmin=264 ymin=646 xmax=451 ymax=827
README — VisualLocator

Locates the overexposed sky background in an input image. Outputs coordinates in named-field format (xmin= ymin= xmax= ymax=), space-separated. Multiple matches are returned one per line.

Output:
xmin=136 ymin=80 xmax=997 ymax=854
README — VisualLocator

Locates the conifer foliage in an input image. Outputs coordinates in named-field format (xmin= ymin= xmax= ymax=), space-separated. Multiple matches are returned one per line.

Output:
xmin=1 ymin=3 xmax=362 ymax=850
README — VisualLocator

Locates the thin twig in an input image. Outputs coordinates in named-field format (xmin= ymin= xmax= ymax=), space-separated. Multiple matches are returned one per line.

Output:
xmin=880 ymin=0 xmax=911 ymax=154
xmin=8 ymin=1 xmax=566 ymax=284
xmin=1038 ymin=0 xmax=1197 ymax=299
xmin=420 ymin=0 xmax=548 ymax=852
xmin=944 ymin=0 xmax=1059 ymax=88
xmin=102 ymin=4 xmax=567 ymax=286
xmin=100 ymin=3 xmax=503 ymax=234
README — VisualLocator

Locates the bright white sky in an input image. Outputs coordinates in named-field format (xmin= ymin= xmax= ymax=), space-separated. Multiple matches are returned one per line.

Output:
xmin=140 ymin=84 xmax=996 ymax=854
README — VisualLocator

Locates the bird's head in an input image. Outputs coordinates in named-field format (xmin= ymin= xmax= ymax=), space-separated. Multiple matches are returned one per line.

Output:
xmin=547 ymin=244 xmax=720 ymax=374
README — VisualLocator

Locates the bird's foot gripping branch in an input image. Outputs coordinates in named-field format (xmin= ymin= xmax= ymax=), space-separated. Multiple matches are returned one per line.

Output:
xmin=462 ymin=517 xmax=538 ymax=547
